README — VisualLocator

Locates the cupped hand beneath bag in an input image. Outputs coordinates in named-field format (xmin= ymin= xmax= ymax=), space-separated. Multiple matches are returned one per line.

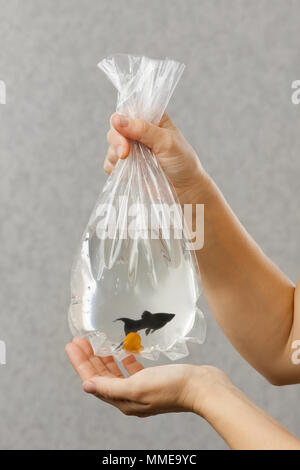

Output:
xmin=65 ymin=337 xmax=230 ymax=417
xmin=104 ymin=113 xmax=213 ymax=205
xmin=65 ymin=338 xmax=300 ymax=450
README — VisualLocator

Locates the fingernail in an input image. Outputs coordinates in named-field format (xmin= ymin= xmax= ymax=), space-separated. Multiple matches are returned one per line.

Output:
xmin=116 ymin=114 xmax=129 ymax=127
xmin=83 ymin=381 xmax=97 ymax=394
xmin=116 ymin=145 xmax=124 ymax=158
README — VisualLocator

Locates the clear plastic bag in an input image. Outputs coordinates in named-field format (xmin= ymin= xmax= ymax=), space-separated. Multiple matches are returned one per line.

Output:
xmin=68 ymin=54 xmax=206 ymax=361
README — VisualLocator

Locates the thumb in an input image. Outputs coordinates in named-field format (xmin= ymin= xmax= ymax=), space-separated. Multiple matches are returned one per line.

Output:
xmin=83 ymin=376 xmax=133 ymax=401
xmin=111 ymin=113 xmax=167 ymax=152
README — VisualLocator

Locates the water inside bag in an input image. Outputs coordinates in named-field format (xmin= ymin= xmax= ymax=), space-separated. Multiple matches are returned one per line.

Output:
xmin=68 ymin=54 xmax=206 ymax=360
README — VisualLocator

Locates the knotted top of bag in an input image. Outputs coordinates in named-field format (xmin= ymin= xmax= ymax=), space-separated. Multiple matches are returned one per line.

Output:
xmin=98 ymin=54 xmax=185 ymax=125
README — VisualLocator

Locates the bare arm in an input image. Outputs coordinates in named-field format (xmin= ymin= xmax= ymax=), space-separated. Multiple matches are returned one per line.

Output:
xmin=193 ymin=371 xmax=300 ymax=450
xmin=193 ymin=176 xmax=300 ymax=385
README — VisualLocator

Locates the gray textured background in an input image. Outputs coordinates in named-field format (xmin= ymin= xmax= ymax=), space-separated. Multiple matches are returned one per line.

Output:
xmin=0 ymin=0 xmax=300 ymax=450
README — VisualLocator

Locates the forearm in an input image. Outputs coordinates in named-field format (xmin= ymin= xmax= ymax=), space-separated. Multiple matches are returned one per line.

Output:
xmin=183 ymin=173 xmax=295 ymax=383
xmin=193 ymin=378 xmax=300 ymax=450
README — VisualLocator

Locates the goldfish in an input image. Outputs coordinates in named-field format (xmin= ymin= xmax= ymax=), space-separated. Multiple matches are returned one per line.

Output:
xmin=122 ymin=332 xmax=144 ymax=353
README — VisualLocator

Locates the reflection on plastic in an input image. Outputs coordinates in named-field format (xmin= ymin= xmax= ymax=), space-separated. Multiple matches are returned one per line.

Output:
xmin=68 ymin=54 xmax=206 ymax=361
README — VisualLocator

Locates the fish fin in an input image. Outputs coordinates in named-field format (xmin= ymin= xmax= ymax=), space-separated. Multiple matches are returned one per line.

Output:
xmin=115 ymin=341 xmax=123 ymax=351
xmin=142 ymin=310 xmax=152 ymax=319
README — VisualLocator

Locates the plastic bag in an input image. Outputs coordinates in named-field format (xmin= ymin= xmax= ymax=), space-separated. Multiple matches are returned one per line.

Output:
xmin=68 ymin=54 xmax=206 ymax=361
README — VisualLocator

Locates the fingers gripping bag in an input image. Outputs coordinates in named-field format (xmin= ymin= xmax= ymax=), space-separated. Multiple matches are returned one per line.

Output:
xmin=68 ymin=54 xmax=206 ymax=361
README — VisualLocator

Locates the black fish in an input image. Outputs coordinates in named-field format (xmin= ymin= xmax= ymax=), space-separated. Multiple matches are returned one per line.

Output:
xmin=114 ymin=310 xmax=175 ymax=336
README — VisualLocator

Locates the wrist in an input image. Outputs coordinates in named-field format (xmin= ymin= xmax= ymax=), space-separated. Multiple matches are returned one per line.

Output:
xmin=187 ymin=366 xmax=236 ymax=418
xmin=177 ymin=170 xmax=219 ymax=207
